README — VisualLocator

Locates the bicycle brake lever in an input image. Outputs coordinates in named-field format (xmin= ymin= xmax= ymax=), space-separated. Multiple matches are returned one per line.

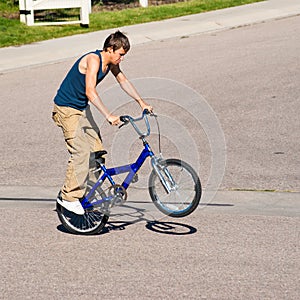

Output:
xmin=119 ymin=116 xmax=129 ymax=129
xmin=118 ymin=122 xmax=127 ymax=129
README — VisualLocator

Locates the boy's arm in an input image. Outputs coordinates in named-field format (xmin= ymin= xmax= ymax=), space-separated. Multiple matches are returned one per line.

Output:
xmin=111 ymin=64 xmax=153 ymax=112
xmin=85 ymin=54 xmax=119 ymax=125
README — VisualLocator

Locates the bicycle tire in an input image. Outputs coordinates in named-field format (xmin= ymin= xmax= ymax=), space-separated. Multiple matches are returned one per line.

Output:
xmin=56 ymin=181 xmax=109 ymax=235
xmin=148 ymin=159 xmax=201 ymax=217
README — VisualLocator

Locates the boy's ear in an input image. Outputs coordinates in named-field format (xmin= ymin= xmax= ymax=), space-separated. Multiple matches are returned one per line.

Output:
xmin=107 ymin=46 xmax=113 ymax=53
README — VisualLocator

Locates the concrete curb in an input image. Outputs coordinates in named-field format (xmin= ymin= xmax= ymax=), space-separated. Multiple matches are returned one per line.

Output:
xmin=0 ymin=185 xmax=299 ymax=217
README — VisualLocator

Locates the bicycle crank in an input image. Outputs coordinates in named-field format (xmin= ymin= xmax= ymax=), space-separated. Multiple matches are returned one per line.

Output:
xmin=108 ymin=184 xmax=127 ymax=206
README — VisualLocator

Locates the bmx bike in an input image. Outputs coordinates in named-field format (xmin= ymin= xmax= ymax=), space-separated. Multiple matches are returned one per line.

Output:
xmin=56 ymin=110 xmax=202 ymax=235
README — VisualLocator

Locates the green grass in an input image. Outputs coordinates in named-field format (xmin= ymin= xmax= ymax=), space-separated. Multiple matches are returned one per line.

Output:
xmin=0 ymin=0 xmax=264 ymax=48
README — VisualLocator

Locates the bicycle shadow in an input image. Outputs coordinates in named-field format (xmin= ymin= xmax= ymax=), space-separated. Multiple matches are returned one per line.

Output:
xmin=104 ymin=202 xmax=198 ymax=235
xmin=102 ymin=220 xmax=197 ymax=236
xmin=56 ymin=200 xmax=235 ymax=236
xmin=56 ymin=203 xmax=197 ymax=236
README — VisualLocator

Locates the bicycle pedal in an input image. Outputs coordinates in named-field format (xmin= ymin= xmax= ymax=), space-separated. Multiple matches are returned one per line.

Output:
xmin=99 ymin=201 xmax=111 ymax=214
xmin=132 ymin=173 xmax=139 ymax=183
xmin=113 ymin=197 xmax=125 ymax=206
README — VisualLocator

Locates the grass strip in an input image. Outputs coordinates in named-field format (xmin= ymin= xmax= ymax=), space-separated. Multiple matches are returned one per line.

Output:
xmin=0 ymin=0 xmax=263 ymax=47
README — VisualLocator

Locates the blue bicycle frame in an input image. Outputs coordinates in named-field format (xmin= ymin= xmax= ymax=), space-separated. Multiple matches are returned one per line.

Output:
xmin=81 ymin=142 xmax=155 ymax=210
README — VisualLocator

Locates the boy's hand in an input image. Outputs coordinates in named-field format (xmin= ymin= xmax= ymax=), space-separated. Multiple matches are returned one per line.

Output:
xmin=107 ymin=115 xmax=120 ymax=126
xmin=141 ymin=102 xmax=153 ymax=113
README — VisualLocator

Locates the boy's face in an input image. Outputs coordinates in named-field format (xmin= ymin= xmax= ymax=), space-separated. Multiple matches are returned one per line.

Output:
xmin=109 ymin=47 xmax=126 ymax=65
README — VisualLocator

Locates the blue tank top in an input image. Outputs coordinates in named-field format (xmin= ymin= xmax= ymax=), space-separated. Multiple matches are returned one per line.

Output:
xmin=54 ymin=50 xmax=110 ymax=111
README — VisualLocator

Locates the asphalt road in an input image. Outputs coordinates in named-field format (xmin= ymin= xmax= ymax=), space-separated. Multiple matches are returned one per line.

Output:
xmin=0 ymin=15 xmax=299 ymax=192
xmin=0 ymin=15 xmax=299 ymax=300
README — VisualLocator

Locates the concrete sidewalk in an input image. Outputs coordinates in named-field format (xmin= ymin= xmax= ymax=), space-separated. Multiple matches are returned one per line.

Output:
xmin=0 ymin=0 xmax=300 ymax=73
xmin=0 ymin=185 xmax=299 ymax=218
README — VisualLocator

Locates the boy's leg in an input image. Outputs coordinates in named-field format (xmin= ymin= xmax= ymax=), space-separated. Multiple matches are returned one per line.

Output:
xmin=83 ymin=106 xmax=105 ymax=183
xmin=85 ymin=105 xmax=104 ymax=153
xmin=52 ymin=105 xmax=91 ymax=202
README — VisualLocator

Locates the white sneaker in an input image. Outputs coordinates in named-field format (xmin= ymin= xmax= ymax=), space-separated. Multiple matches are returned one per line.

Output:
xmin=57 ymin=197 xmax=85 ymax=215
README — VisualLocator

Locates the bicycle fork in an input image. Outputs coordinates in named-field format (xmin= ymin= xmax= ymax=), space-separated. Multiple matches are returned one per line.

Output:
xmin=151 ymin=156 xmax=177 ymax=194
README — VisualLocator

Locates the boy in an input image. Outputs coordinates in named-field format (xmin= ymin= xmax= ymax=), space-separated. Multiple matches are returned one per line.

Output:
xmin=52 ymin=31 xmax=152 ymax=215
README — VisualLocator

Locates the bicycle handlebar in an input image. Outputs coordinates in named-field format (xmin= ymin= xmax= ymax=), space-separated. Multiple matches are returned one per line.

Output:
xmin=119 ymin=109 xmax=156 ymax=138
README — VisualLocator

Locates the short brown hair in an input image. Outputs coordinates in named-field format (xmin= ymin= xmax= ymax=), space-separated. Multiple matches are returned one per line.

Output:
xmin=103 ymin=31 xmax=130 ymax=53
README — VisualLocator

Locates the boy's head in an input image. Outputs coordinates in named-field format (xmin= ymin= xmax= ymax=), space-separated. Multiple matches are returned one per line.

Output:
xmin=103 ymin=31 xmax=130 ymax=53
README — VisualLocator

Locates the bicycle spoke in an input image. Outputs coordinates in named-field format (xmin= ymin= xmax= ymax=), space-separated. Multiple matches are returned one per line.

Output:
xmin=149 ymin=159 xmax=201 ymax=217
xmin=56 ymin=181 xmax=109 ymax=234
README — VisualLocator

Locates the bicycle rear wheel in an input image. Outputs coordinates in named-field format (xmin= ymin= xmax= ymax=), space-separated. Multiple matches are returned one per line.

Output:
xmin=56 ymin=182 xmax=109 ymax=235
xmin=148 ymin=159 xmax=201 ymax=217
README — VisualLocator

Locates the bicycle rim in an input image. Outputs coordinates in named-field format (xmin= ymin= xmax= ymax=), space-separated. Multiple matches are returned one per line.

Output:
xmin=149 ymin=159 xmax=201 ymax=217
xmin=56 ymin=182 xmax=109 ymax=235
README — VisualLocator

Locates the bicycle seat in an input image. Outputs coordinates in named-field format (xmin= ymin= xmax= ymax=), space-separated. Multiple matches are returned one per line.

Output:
xmin=95 ymin=150 xmax=107 ymax=164
xmin=95 ymin=150 xmax=107 ymax=158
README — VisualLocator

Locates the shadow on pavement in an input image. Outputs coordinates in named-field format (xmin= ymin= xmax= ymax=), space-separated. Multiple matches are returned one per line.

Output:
xmin=200 ymin=203 xmax=234 ymax=207
xmin=56 ymin=203 xmax=198 ymax=236
xmin=56 ymin=220 xmax=197 ymax=236
xmin=0 ymin=198 xmax=55 ymax=202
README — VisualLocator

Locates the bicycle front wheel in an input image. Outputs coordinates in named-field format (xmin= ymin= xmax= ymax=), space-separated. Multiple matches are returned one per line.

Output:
xmin=148 ymin=159 xmax=201 ymax=217
xmin=56 ymin=182 xmax=109 ymax=235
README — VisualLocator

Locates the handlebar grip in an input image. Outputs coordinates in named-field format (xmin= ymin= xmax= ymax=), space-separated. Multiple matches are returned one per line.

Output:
xmin=119 ymin=115 xmax=130 ymax=129
xmin=143 ymin=109 xmax=156 ymax=117
xmin=120 ymin=116 xmax=129 ymax=123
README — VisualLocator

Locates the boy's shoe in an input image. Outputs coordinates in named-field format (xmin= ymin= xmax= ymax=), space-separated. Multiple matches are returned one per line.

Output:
xmin=57 ymin=196 xmax=85 ymax=215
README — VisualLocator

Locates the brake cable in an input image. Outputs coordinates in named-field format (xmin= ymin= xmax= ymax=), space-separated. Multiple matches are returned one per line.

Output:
xmin=153 ymin=114 xmax=162 ymax=155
